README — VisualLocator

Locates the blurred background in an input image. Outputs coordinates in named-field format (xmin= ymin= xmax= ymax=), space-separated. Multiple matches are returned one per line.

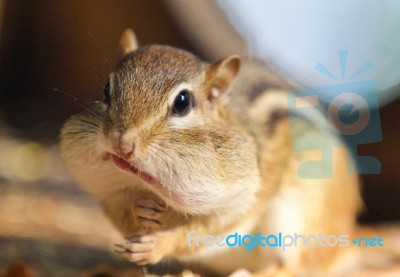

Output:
xmin=0 ymin=1 xmax=399 ymax=276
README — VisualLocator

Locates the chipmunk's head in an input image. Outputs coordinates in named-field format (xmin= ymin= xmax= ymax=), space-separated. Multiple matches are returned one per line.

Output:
xmin=102 ymin=29 xmax=259 ymax=215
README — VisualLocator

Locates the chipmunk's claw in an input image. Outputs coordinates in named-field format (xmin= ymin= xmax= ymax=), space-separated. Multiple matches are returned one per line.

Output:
xmin=114 ymin=234 xmax=162 ymax=265
xmin=133 ymin=199 xmax=168 ymax=231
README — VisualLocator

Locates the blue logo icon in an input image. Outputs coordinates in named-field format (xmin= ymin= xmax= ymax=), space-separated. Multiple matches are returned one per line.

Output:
xmin=288 ymin=50 xmax=382 ymax=179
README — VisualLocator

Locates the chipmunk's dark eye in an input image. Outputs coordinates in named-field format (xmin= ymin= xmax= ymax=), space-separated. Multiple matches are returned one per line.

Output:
xmin=103 ymin=82 xmax=111 ymax=105
xmin=172 ymin=90 xmax=191 ymax=116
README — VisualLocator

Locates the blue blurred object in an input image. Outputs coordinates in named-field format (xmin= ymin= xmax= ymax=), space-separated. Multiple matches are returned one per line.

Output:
xmin=218 ymin=0 xmax=400 ymax=105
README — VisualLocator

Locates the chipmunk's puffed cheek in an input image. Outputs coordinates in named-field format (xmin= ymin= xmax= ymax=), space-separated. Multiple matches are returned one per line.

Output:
xmin=154 ymin=180 xmax=246 ymax=215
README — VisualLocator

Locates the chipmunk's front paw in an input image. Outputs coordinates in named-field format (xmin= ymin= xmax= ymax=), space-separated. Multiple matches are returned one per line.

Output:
xmin=114 ymin=234 xmax=164 ymax=265
xmin=133 ymin=198 xmax=175 ymax=232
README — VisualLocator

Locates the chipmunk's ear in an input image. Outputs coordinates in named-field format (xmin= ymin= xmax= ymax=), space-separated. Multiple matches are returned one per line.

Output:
xmin=119 ymin=28 xmax=138 ymax=56
xmin=208 ymin=55 xmax=241 ymax=99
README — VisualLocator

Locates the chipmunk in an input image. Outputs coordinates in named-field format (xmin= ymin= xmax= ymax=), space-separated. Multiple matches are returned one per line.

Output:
xmin=60 ymin=29 xmax=400 ymax=277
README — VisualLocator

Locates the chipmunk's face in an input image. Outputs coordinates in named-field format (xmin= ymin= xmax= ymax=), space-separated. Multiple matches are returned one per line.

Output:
xmin=98 ymin=31 xmax=259 ymax=215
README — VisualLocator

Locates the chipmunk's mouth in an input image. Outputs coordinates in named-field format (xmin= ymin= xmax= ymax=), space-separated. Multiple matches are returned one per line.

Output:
xmin=110 ymin=154 xmax=163 ymax=189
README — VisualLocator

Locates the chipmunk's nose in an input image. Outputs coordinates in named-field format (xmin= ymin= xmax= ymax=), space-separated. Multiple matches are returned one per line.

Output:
xmin=111 ymin=128 xmax=136 ymax=159
xmin=114 ymin=142 xmax=134 ymax=159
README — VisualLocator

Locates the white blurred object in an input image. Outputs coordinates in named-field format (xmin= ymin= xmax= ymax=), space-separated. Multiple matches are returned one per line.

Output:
xmin=218 ymin=0 xmax=400 ymax=105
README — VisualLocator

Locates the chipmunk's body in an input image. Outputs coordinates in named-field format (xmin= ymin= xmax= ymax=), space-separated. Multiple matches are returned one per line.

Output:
xmin=60 ymin=30 xmax=399 ymax=277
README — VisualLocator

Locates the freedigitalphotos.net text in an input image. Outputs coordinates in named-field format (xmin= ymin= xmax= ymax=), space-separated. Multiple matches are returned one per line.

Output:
xmin=187 ymin=230 xmax=383 ymax=252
